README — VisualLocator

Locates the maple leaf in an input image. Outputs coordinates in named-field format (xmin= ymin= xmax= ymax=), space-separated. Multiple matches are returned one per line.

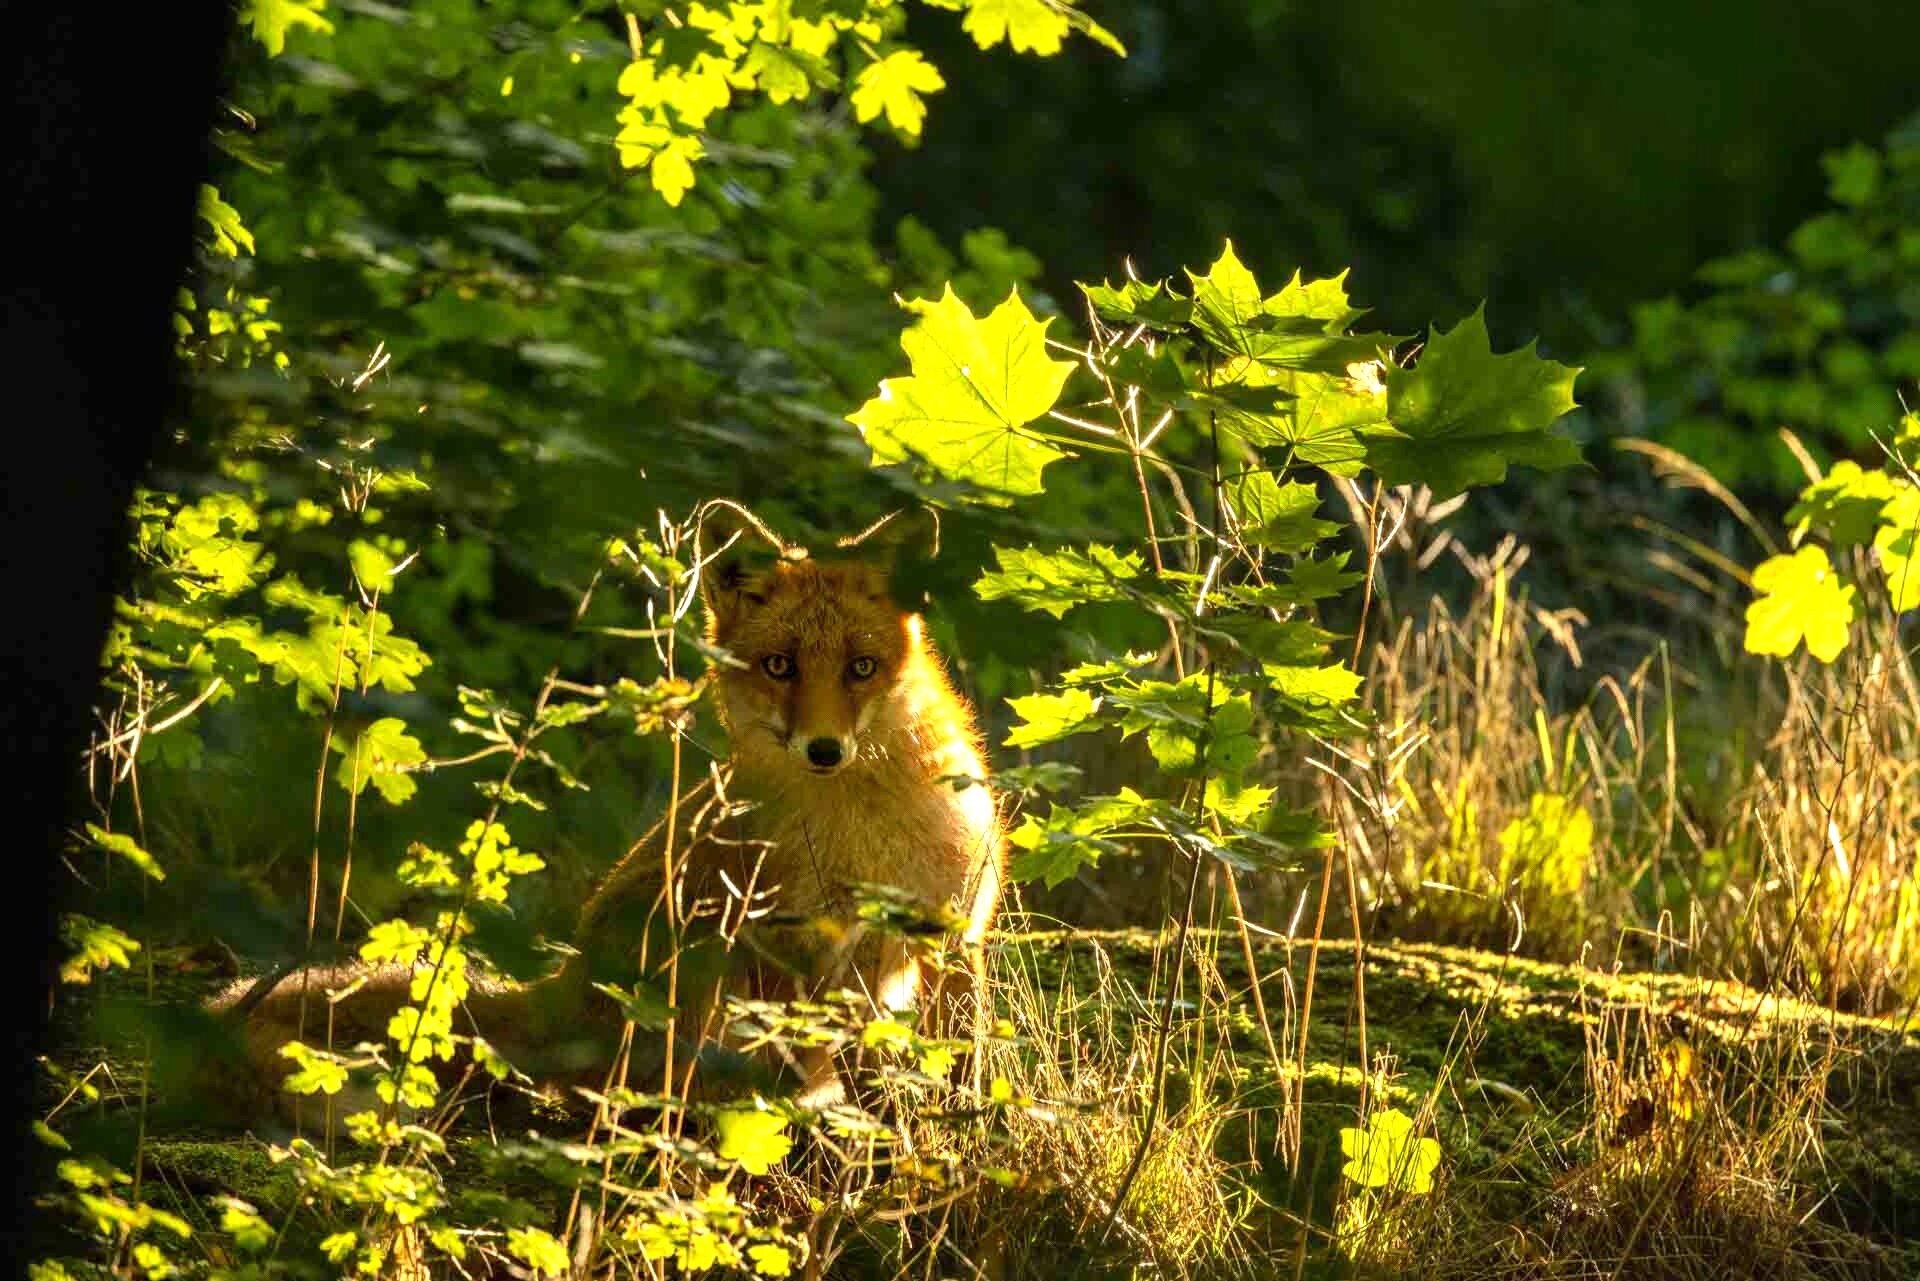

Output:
xmin=1744 ymin=544 xmax=1857 ymax=662
xmin=963 ymin=0 xmax=1070 ymax=55
xmin=849 ymin=287 xmax=1073 ymax=500
xmin=1366 ymin=306 xmax=1582 ymax=499
xmin=851 ymin=50 xmax=946 ymax=138
xmin=715 ymin=1104 xmax=794 ymax=1175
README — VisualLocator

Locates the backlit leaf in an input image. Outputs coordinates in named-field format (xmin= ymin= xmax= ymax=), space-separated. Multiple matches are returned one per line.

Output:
xmin=197 ymin=186 xmax=255 ymax=258
xmin=1873 ymin=484 xmax=1920 ymax=612
xmin=1225 ymin=472 xmax=1337 ymax=553
xmin=1186 ymin=241 xmax=1396 ymax=373
xmin=1786 ymin=461 xmax=1900 ymax=548
xmin=715 ymin=1104 xmax=793 ymax=1174
xmin=974 ymin=544 xmax=1142 ymax=616
xmin=1077 ymin=277 xmax=1192 ymax=331
xmin=1004 ymin=688 xmax=1105 ymax=748
xmin=1339 ymin=1108 xmax=1442 ymax=1194
xmin=962 ymin=0 xmax=1070 ymax=55
xmin=1744 ymin=545 xmax=1857 ymax=662
xmin=241 ymin=0 xmax=333 ymax=57
xmin=330 ymin=717 xmax=427 ymax=805
xmin=506 ymin=1228 xmax=569 ymax=1277
xmin=851 ymin=287 xmax=1074 ymax=499
xmin=1219 ymin=367 xmax=1390 ymax=475
xmin=851 ymin=50 xmax=946 ymax=138
xmin=84 ymin=825 xmax=164 ymax=881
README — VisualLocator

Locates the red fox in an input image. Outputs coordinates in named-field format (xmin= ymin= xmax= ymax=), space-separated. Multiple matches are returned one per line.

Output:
xmin=207 ymin=502 xmax=1004 ymax=1123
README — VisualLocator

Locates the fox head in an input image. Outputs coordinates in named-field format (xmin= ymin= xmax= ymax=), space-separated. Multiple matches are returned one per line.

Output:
xmin=697 ymin=503 xmax=959 ymax=778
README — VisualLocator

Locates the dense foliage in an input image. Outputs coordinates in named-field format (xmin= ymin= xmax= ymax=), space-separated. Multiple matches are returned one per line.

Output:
xmin=31 ymin=1 xmax=1920 ymax=1278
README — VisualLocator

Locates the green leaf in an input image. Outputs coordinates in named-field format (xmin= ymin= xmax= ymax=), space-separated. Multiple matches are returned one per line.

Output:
xmin=1230 ymin=553 xmax=1365 ymax=607
xmin=330 ymin=717 xmax=427 ymax=805
xmin=1744 ymin=545 xmax=1858 ymax=663
xmin=506 ymin=1227 xmax=569 ymax=1278
xmin=1004 ymin=688 xmax=1105 ymax=748
xmin=59 ymin=915 xmax=140 ymax=984
xmin=743 ymin=42 xmax=819 ymax=104
xmin=84 ymin=825 xmax=164 ymax=881
xmin=1822 ymin=142 xmax=1881 ymax=208
xmin=359 ymin=920 xmax=431 ymax=967
xmin=974 ymin=544 xmax=1142 ymax=616
xmin=962 ymin=0 xmax=1070 ymax=55
xmin=1873 ymin=485 xmax=1920 ymax=613
xmin=851 ymin=287 xmax=1073 ymax=500
xmin=1109 ymin=676 xmax=1258 ymax=777
xmin=218 ymin=1199 xmax=273 ymax=1252
xmin=348 ymin=539 xmax=402 ymax=594
xmin=1266 ymin=662 xmax=1364 ymax=734
xmin=278 ymin=1042 xmax=348 ymax=1096
xmin=1008 ymin=788 xmax=1156 ymax=888
xmin=851 ymin=50 xmax=946 ymax=138
xmin=1186 ymin=241 xmax=1395 ymax=372
xmin=1194 ymin=615 xmax=1339 ymax=666
xmin=1786 ymin=461 xmax=1901 ymax=548
xmin=1077 ymin=277 xmax=1192 ymax=331
xmin=715 ymin=1104 xmax=794 ymax=1174
xmin=1366 ymin=306 xmax=1582 ymax=499
xmin=1225 ymin=472 xmax=1338 ymax=553
xmin=196 ymin=185 xmax=255 ymax=257
xmin=1220 ymin=368 xmax=1389 ymax=475
xmin=749 ymin=1243 xmax=796 ymax=1277
xmin=1059 ymin=652 xmax=1153 ymax=685
xmin=240 ymin=0 xmax=334 ymax=57
xmin=1204 ymin=778 xmax=1274 ymax=826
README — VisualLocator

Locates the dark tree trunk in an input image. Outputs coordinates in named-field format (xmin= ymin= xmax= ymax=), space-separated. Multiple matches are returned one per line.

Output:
xmin=0 ymin=7 xmax=228 ymax=1269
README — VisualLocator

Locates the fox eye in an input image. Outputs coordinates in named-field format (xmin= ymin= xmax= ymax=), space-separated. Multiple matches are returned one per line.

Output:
xmin=761 ymin=653 xmax=795 ymax=680
xmin=848 ymin=656 xmax=878 ymax=680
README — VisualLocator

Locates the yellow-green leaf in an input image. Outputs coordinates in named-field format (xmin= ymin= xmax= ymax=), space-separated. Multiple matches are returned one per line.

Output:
xmin=1744 ymin=545 xmax=1858 ymax=663
xmin=1338 ymin=1108 xmax=1442 ymax=1194
xmin=962 ymin=0 xmax=1069 ymax=55
xmin=506 ymin=1227 xmax=568 ymax=1277
xmin=849 ymin=286 xmax=1073 ymax=500
xmin=241 ymin=0 xmax=333 ymax=57
xmin=197 ymin=185 xmax=254 ymax=257
xmin=1003 ymin=688 xmax=1103 ymax=748
xmin=1873 ymin=485 xmax=1920 ymax=613
xmin=715 ymin=1104 xmax=793 ymax=1174
xmin=85 ymin=824 xmax=164 ymax=881
xmin=850 ymin=50 xmax=946 ymax=138
xmin=749 ymin=1242 xmax=795 ymax=1277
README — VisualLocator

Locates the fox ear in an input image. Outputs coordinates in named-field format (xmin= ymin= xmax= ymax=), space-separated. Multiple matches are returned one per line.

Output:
xmin=837 ymin=505 xmax=941 ymax=603
xmin=695 ymin=500 xmax=788 ymax=629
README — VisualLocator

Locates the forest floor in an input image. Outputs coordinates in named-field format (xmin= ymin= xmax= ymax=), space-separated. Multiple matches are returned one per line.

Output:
xmin=37 ymin=929 xmax=1920 ymax=1278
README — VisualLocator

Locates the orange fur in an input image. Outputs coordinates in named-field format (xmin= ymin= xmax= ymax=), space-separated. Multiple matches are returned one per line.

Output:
xmin=573 ymin=514 xmax=1005 ymax=1104
xmin=210 ymin=507 xmax=1003 ymax=1126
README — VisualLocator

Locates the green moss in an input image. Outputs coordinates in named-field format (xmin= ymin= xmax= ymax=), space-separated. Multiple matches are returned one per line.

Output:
xmin=1001 ymin=927 xmax=1920 ymax=1265
xmin=142 ymin=1140 xmax=303 ymax=1215
xmin=40 ymin=927 xmax=1920 ymax=1278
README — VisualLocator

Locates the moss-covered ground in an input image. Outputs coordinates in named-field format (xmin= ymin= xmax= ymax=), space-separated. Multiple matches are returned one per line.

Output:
xmin=35 ymin=929 xmax=1920 ymax=1277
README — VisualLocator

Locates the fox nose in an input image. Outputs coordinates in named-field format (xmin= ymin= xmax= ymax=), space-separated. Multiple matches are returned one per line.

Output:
xmin=805 ymin=737 xmax=845 ymax=770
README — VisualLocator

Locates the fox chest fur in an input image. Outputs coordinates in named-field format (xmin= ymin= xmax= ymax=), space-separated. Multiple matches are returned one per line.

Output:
xmin=700 ymin=543 xmax=1003 ymax=939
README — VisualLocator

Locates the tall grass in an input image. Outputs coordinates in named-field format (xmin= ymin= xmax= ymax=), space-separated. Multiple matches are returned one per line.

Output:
xmin=1317 ymin=473 xmax=1919 ymax=1017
